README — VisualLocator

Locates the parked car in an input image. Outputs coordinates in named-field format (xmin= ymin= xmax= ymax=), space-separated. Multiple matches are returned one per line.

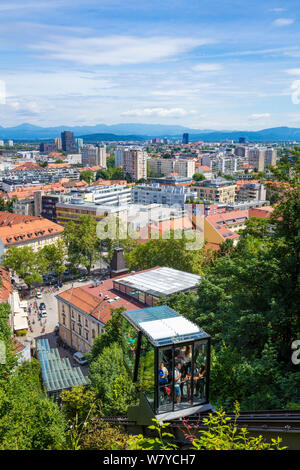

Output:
xmin=36 ymin=291 xmax=42 ymax=299
xmin=41 ymin=310 xmax=47 ymax=317
xmin=73 ymin=352 xmax=88 ymax=366
xmin=79 ymin=277 xmax=88 ymax=282
xmin=39 ymin=302 xmax=46 ymax=310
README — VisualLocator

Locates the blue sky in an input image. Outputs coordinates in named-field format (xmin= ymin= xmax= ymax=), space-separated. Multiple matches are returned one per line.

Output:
xmin=1 ymin=0 xmax=300 ymax=129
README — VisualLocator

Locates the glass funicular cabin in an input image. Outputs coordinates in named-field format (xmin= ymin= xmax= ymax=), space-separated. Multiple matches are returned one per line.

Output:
xmin=121 ymin=305 xmax=213 ymax=424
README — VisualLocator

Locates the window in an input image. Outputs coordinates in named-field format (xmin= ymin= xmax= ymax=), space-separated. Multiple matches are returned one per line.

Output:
xmin=121 ymin=317 xmax=139 ymax=376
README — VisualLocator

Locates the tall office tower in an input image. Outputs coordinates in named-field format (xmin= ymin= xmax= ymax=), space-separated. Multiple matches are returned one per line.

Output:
xmin=61 ymin=131 xmax=76 ymax=153
xmin=55 ymin=137 xmax=62 ymax=150
xmin=7 ymin=140 xmax=14 ymax=147
xmin=123 ymin=147 xmax=147 ymax=181
xmin=182 ymin=133 xmax=189 ymax=144
xmin=75 ymin=138 xmax=84 ymax=153
xmin=0 ymin=140 xmax=4 ymax=146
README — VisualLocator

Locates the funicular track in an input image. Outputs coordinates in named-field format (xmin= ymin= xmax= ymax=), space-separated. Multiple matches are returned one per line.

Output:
xmin=93 ymin=410 xmax=300 ymax=448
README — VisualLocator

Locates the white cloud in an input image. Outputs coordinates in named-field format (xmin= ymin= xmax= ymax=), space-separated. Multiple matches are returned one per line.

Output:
xmin=249 ymin=113 xmax=271 ymax=119
xmin=121 ymin=107 xmax=196 ymax=117
xmin=273 ymin=18 xmax=294 ymax=26
xmin=269 ymin=8 xmax=286 ymax=12
xmin=285 ymin=68 xmax=300 ymax=75
xmin=31 ymin=35 xmax=211 ymax=66
xmin=192 ymin=63 xmax=222 ymax=72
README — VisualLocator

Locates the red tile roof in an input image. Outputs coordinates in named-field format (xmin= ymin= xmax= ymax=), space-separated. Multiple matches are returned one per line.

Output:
xmin=0 ymin=266 xmax=12 ymax=301
xmin=57 ymin=276 xmax=144 ymax=324
xmin=0 ymin=212 xmax=64 ymax=246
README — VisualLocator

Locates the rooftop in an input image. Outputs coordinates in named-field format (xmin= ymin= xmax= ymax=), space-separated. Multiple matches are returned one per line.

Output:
xmin=37 ymin=339 xmax=89 ymax=393
xmin=114 ymin=266 xmax=201 ymax=298
xmin=122 ymin=305 xmax=209 ymax=347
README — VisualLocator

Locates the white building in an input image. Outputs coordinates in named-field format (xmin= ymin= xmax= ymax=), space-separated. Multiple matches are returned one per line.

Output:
xmin=132 ymin=183 xmax=197 ymax=207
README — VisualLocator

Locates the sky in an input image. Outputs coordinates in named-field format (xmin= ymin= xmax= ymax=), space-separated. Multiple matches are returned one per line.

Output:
xmin=1 ymin=0 xmax=300 ymax=130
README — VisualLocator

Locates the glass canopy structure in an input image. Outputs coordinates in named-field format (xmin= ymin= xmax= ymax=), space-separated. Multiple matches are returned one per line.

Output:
xmin=121 ymin=306 xmax=210 ymax=416
xmin=37 ymin=339 xmax=89 ymax=399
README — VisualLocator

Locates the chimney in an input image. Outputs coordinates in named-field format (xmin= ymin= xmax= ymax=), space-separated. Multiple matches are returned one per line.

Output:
xmin=110 ymin=247 xmax=128 ymax=279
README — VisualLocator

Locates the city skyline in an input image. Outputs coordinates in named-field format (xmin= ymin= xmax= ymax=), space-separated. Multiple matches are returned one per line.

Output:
xmin=1 ymin=0 xmax=300 ymax=129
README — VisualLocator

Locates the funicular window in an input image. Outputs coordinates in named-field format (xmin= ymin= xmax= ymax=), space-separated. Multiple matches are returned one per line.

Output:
xmin=174 ymin=343 xmax=193 ymax=410
xmin=193 ymin=340 xmax=208 ymax=405
xmin=157 ymin=347 xmax=173 ymax=413
xmin=121 ymin=318 xmax=139 ymax=376
xmin=137 ymin=335 xmax=155 ymax=409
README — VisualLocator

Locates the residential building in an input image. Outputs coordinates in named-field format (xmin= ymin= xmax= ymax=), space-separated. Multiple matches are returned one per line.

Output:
xmin=0 ymin=212 xmax=64 ymax=259
xmin=82 ymin=145 xmax=106 ymax=168
xmin=55 ymin=138 xmax=62 ymax=150
xmin=123 ymin=147 xmax=147 ymax=181
xmin=248 ymin=147 xmax=277 ymax=171
xmin=148 ymin=158 xmax=195 ymax=178
xmin=204 ymin=207 xmax=273 ymax=247
xmin=149 ymin=175 xmax=193 ymax=187
xmin=237 ymin=182 xmax=266 ymax=202
xmin=39 ymin=142 xmax=57 ymax=154
xmin=132 ymin=183 xmax=197 ymax=207
xmin=194 ymin=178 xmax=237 ymax=203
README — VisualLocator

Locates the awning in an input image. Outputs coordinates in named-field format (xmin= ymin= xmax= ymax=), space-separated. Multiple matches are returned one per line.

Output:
xmin=14 ymin=315 xmax=28 ymax=331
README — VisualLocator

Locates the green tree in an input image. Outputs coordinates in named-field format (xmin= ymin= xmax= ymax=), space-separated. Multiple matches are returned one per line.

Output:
xmin=2 ymin=246 xmax=42 ymax=287
xmin=89 ymin=342 xmax=136 ymax=416
xmin=37 ymin=240 xmax=67 ymax=280
xmin=63 ymin=215 xmax=100 ymax=274
xmin=0 ymin=359 xmax=67 ymax=450
xmin=80 ymin=170 xmax=94 ymax=184
xmin=193 ymin=173 xmax=206 ymax=181
xmin=125 ymin=231 xmax=205 ymax=275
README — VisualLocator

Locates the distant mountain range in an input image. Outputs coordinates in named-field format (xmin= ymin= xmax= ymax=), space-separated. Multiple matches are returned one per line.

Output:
xmin=1 ymin=123 xmax=300 ymax=142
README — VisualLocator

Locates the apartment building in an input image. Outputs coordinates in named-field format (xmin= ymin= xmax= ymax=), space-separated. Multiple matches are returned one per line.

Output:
xmin=148 ymin=158 xmax=195 ymax=178
xmin=204 ymin=207 xmax=273 ymax=247
xmin=211 ymin=155 xmax=243 ymax=175
xmin=195 ymin=178 xmax=237 ymax=203
xmin=81 ymin=145 xmax=107 ymax=168
xmin=248 ymin=147 xmax=277 ymax=171
xmin=237 ymin=182 xmax=266 ymax=202
xmin=132 ymin=183 xmax=197 ymax=207
xmin=123 ymin=147 xmax=147 ymax=181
